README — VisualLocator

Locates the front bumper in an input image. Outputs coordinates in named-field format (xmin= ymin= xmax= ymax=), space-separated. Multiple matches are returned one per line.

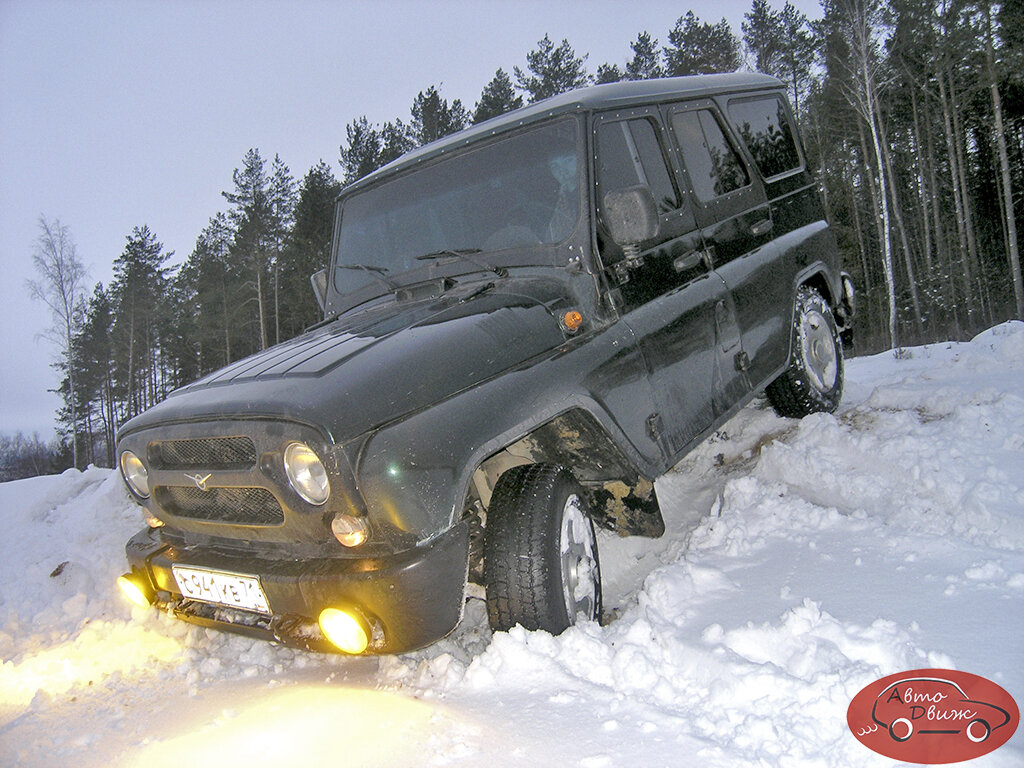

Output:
xmin=125 ymin=521 xmax=470 ymax=654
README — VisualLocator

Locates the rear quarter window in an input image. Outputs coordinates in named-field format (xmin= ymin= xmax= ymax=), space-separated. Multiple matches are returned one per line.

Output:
xmin=727 ymin=96 xmax=802 ymax=180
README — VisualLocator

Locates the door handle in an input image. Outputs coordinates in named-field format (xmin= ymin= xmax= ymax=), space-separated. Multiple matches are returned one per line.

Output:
xmin=751 ymin=218 xmax=773 ymax=236
xmin=674 ymin=249 xmax=712 ymax=273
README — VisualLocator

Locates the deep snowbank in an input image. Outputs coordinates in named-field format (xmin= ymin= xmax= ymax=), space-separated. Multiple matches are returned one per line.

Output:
xmin=1 ymin=322 xmax=1022 ymax=767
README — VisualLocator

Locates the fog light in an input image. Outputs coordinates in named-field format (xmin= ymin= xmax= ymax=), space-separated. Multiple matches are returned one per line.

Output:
xmin=318 ymin=607 xmax=370 ymax=654
xmin=330 ymin=513 xmax=369 ymax=547
xmin=117 ymin=573 xmax=153 ymax=609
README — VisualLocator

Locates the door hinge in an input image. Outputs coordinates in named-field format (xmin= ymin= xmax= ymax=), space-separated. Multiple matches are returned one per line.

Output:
xmin=646 ymin=413 xmax=663 ymax=441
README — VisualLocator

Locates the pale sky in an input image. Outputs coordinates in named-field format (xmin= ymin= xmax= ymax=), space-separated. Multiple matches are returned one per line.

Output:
xmin=0 ymin=0 xmax=823 ymax=440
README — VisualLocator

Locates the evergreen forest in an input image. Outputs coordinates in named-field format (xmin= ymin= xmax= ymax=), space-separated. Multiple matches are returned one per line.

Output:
xmin=12 ymin=0 xmax=1024 ymax=478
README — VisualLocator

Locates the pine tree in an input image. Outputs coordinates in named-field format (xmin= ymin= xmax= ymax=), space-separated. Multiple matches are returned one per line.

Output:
xmin=277 ymin=161 xmax=342 ymax=339
xmin=268 ymin=154 xmax=296 ymax=346
xmin=625 ymin=31 xmax=664 ymax=80
xmin=743 ymin=0 xmax=784 ymax=73
xmin=222 ymin=149 xmax=296 ymax=350
xmin=109 ymin=226 xmax=171 ymax=421
xmin=473 ymin=68 xmax=524 ymax=123
xmin=71 ymin=285 xmax=115 ymax=465
xmin=742 ymin=1 xmax=813 ymax=117
xmin=776 ymin=2 xmax=814 ymax=117
xmin=595 ymin=63 xmax=624 ymax=84
xmin=514 ymin=34 xmax=590 ymax=102
xmin=339 ymin=116 xmax=383 ymax=184
xmin=380 ymin=119 xmax=415 ymax=165
xmin=180 ymin=213 xmax=246 ymax=372
xmin=664 ymin=12 xmax=742 ymax=76
xmin=411 ymin=85 xmax=469 ymax=145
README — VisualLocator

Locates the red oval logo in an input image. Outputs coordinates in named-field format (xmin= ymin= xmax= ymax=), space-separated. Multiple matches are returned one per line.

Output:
xmin=848 ymin=669 xmax=1019 ymax=763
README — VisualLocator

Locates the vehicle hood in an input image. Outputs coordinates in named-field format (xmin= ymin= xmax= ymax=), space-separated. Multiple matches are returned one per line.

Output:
xmin=119 ymin=282 xmax=568 ymax=443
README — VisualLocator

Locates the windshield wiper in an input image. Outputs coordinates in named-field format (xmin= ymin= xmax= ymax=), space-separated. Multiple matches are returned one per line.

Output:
xmin=415 ymin=249 xmax=509 ymax=278
xmin=336 ymin=263 xmax=398 ymax=291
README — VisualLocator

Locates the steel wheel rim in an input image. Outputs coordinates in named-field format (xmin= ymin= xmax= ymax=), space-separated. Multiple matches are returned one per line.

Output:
xmin=801 ymin=308 xmax=838 ymax=392
xmin=559 ymin=493 xmax=597 ymax=624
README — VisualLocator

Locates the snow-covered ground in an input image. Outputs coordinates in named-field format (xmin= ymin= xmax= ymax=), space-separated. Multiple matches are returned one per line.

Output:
xmin=2 ymin=323 xmax=1022 ymax=767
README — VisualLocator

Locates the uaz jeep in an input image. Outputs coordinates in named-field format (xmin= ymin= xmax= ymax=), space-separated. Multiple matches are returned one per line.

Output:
xmin=116 ymin=74 xmax=854 ymax=654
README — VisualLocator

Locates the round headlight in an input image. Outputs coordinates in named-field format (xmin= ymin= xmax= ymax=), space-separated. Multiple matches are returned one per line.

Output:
xmin=284 ymin=442 xmax=330 ymax=505
xmin=120 ymin=450 xmax=150 ymax=499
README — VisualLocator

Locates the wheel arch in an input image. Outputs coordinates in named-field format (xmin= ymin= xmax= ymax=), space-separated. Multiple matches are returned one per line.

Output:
xmin=469 ymin=407 xmax=666 ymax=538
xmin=354 ymin=377 xmax=665 ymax=548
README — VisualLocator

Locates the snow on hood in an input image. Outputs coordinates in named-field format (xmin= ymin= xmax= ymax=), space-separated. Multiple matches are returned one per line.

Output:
xmin=2 ymin=321 xmax=1022 ymax=767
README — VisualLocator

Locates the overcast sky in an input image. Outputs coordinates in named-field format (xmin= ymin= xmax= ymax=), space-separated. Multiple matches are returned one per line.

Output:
xmin=0 ymin=0 xmax=823 ymax=440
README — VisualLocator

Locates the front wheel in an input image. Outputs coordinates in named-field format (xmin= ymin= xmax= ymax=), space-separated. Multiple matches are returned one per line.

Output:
xmin=483 ymin=464 xmax=601 ymax=634
xmin=766 ymin=285 xmax=844 ymax=418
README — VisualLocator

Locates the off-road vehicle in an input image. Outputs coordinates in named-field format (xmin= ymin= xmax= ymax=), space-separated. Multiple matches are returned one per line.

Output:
xmin=116 ymin=73 xmax=854 ymax=654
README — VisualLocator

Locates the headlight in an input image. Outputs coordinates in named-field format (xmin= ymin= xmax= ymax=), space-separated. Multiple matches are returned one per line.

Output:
xmin=120 ymin=451 xmax=151 ymax=499
xmin=284 ymin=442 xmax=330 ymax=505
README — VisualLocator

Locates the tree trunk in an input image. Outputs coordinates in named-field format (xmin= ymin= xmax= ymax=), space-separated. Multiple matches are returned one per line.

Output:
xmin=256 ymin=256 xmax=268 ymax=351
xmin=938 ymin=71 xmax=974 ymax=323
xmin=876 ymin=91 xmax=924 ymax=335
xmin=910 ymin=86 xmax=933 ymax=275
xmin=950 ymin=76 xmax=980 ymax=285
xmin=865 ymin=85 xmax=898 ymax=352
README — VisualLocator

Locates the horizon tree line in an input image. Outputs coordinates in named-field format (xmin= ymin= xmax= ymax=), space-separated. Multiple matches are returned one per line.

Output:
xmin=14 ymin=1 xmax=1022 ymax=479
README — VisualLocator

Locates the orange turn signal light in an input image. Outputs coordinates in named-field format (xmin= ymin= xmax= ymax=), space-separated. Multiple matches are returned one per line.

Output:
xmin=561 ymin=310 xmax=583 ymax=333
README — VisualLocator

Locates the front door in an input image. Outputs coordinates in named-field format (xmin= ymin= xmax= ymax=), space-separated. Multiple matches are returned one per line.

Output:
xmin=593 ymin=109 xmax=726 ymax=460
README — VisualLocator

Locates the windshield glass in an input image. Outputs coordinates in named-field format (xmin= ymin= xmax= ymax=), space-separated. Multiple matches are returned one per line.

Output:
xmin=334 ymin=118 xmax=581 ymax=294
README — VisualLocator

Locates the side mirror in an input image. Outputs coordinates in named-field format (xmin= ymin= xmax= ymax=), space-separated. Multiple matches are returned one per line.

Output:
xmin=602 ymin=185 xmax=660 ymax=255
xmin=310 ymin=268 xmax=328 ymax=312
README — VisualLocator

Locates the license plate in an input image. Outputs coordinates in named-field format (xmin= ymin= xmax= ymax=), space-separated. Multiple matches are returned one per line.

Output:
xmin=172 ymin=566 xmax=271 ymax=614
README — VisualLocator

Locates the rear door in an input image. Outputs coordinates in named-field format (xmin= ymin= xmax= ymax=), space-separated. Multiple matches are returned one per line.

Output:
xmin=724 ymin=93 xmax=818 ymax=380
xmin=665 ymin=100 xmax=767 ymax=412
xmin=593 ymin=108 xmax=728 ymax=459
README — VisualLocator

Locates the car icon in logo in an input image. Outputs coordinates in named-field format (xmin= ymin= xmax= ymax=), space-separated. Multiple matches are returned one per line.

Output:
xmin=872 ymin=676 xmax=1013 ymax=744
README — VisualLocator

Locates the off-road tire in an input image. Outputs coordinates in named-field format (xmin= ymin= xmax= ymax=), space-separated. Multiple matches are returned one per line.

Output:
xmin=483 ymin=464 xmax=601 ymax=634
xmin=766 ymin=285 xmax=844 ymax=418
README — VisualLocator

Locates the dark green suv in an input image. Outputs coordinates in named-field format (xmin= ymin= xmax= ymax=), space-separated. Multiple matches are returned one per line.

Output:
xmin=116 ymin=73 xmax=854 ymax=654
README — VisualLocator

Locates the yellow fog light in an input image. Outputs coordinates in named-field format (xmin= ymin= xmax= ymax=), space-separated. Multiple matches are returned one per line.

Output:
xmin=318 ymin=607 xmax=370 ymax=654
xmin=330 ymin=513 xmax=369 ymax=548
xmin=284 ymin=442 xmax=330 ymax=505
xmin=117 ymin=573 xmax=153 ymax=609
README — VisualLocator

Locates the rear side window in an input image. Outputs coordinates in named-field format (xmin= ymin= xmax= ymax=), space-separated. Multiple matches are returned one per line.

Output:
xmin=671 ymin=109 xmax=749 ymax=201
xmin=728 ymin=96 xmax=802 ymax=179
xmin=596 ymin=118 xmax=678 ymax=212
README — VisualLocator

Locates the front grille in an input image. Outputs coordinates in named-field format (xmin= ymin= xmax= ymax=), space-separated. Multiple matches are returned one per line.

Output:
xmin=155 ymin=486 xmax=284 ymax=526
xmin=148 ymin=436 xmax=257 ymax=470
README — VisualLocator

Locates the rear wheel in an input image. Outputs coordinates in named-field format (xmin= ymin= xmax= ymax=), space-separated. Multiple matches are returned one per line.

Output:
xmin=483 ymin=464 xmax=601 ymax=634
xmin=766 ymin=286 xmax=844 ymax=418
xmin=966 ymin=718 xmax=991 ymax=743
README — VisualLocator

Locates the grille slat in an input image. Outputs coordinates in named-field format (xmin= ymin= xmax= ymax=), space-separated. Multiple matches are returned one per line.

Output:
xmin=155 ymin=486 xmax=284 ymax=526
xmin=149 ymin=437 xmax=257 ymax=470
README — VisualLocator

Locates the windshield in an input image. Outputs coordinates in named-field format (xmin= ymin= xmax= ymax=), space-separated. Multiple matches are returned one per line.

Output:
xmin=333 ymin=118 xmax=581 ymax=294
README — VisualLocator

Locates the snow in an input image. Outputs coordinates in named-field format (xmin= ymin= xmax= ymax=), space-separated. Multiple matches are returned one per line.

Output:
xmin=2 ymin=322 xmax=1022 ymax=767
